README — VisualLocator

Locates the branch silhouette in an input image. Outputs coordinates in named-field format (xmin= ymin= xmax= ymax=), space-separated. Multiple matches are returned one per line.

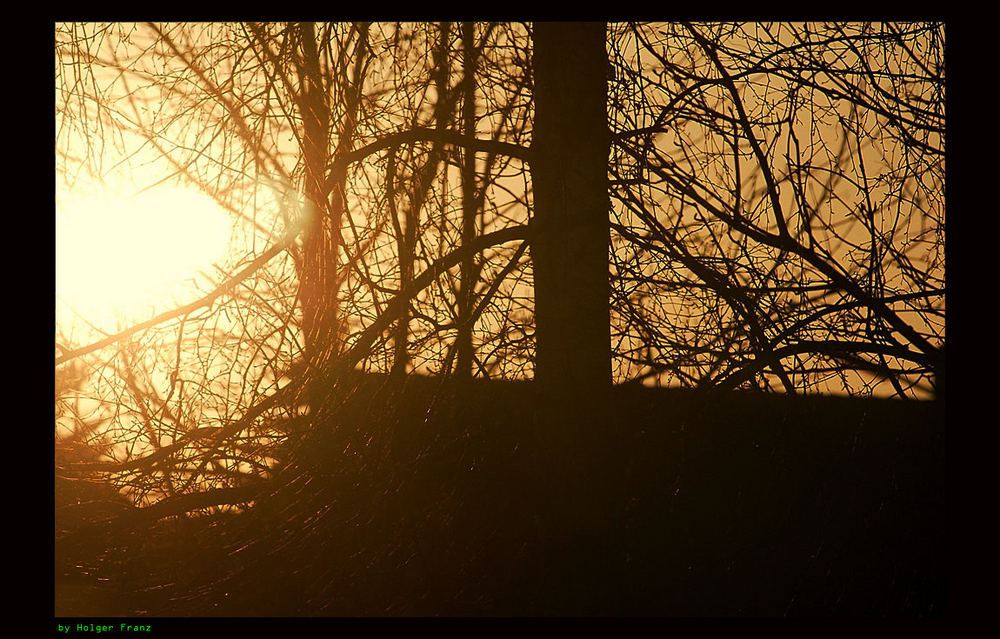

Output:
xmin=55 ymin=231 xmax=301 ymax=367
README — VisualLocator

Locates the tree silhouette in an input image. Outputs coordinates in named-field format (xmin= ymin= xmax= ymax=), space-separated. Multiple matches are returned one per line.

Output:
xmin=606 ymin=23 xmax=944 ymax=396
xmin=54 ymin=21 xmax=945 ymax=616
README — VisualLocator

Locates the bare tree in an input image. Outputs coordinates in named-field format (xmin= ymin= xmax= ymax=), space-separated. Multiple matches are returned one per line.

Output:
xmin=55 ymin=21 xmax=944 ymax=615
xmin=607 ymin=22 xmax=944 ymax=397
xmin=56 ymin=20 xmax=536 ymax=515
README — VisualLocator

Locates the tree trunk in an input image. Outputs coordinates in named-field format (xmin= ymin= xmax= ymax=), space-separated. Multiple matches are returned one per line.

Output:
xmin=531 ymin=21 xmax=611 ymax=407
xmin=295 ymin=23 xmax=369 ymax=415
xmin=457 ymin=21 xmax=479 ymax=380
xmin=296 ymin=23 xmax=338 ymax=413
xmin=391 ymin=23 xmax=453 ymax=380
xmin=530 ymin=21 xmax=614 ymax=567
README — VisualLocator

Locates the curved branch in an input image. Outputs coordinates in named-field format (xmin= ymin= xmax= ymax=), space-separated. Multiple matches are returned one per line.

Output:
xmin=327 ymin=224 xmax=533 ymax=383
xmin=713 ymin=340 xmax=935 ymax=391
xmin=63 ymin=223 xmax=533 ymax=476
xmin=60 ymin=380 xmax=296 ymax=474
xmin=55 ymin=231 xmax=299 ymax=367
xmin=614 ymin=138 xmax=940 ymax=359
xmin=684 ymin=22 xmax=790 ymax=239
xmin=325 ymin=126 xmax=532 ymax=194
xmin=125 ymin=483 xmax=273 ymax=523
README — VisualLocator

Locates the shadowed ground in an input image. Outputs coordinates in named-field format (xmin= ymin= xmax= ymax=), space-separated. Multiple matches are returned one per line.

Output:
xmin=55 ymin=374 xmax=945 ymax=616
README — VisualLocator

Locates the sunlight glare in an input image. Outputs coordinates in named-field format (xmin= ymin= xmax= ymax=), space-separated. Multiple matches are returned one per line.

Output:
xmin=56 ymin=185 xmax=231 ymax=329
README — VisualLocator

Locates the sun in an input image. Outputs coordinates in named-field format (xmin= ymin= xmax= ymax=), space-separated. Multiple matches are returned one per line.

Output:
xmin=56 ymin=184 xmax=232 ymax=331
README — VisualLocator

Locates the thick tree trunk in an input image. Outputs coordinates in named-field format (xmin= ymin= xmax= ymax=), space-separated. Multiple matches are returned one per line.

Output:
xmin=529 ymin=22 xmax=613 ymax=563
xmin=296 ymin=23 xmax=369 ymax=415
xmin=531 ymin=22 xmax=612 ymax=405
xmin=296 ymin=23 xmax=338 ymax=413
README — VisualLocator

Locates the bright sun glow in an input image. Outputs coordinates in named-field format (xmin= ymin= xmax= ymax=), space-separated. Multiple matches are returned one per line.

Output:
xmin=57 ymin=185 xmax=231 ymax=330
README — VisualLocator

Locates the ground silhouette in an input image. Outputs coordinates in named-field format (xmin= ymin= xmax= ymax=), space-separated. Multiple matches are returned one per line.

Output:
xmin=55 ymin=373 xmax=944 ymax=616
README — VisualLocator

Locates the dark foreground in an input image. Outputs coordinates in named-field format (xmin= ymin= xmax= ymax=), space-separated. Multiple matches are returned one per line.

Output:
xmin=55 ymin=376 xmax=945 ymax=616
